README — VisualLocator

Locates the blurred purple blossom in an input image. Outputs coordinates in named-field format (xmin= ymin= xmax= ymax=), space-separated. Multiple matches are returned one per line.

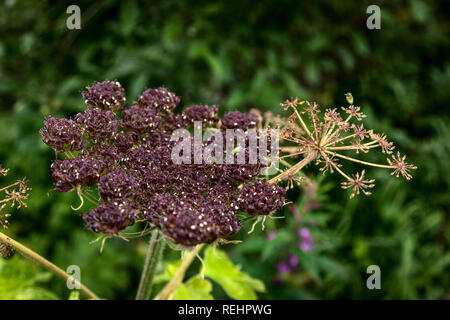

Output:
xmin=299 ymin=240 xmax=314 ymax=252
xmin=288 ymin=254 xmax=299 ymax=268
xmin=266 ymin=231 xmax=277 ymax=240
xmin=277 ymin=261 xmax=290 ymax=274
xmin=298 ymin=227 xmax=314 ymax=252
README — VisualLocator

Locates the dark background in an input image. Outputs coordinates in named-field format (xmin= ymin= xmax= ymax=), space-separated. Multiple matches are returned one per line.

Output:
xmin=0 ymin=0 xmax=448 ymax=299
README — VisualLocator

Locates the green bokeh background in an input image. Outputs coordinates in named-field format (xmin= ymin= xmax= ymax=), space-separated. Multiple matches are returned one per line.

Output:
xmin=0 ymin=0 xmax=448 ymax=299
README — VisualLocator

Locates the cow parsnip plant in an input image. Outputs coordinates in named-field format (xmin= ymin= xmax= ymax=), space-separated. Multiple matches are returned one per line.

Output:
xmin=0 ymin=81 xmax=415 ymax=300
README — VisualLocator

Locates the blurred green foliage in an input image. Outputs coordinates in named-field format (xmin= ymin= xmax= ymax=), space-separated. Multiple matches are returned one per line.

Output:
xmin=0 ymin=0 xmax=448 ymax=299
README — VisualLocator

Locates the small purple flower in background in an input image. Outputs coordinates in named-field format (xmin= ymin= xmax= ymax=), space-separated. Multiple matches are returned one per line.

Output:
xmin=277 ymin=261 xmax=290 ymax=274
xmin=298 ymin=227 xmax=311 ymax=240
xmin=308 ymin=219 xmax=318 ymax=227
xmin=273 ymin=275 xmax=282 ymax=285
xmin=288 ymin=254 xmax=299 ymax=269
xmin=299 ymin=240 xmax=314 ymax=252
xmin=303 ymin=200 xmax=322 ymax=212
xmin=266 ymin=231 xmax=277 ymax=240
xmin=298 ymin=227 xmax=314 ymax=252
xmin=276 ymin=254 xmax=300 ymax=279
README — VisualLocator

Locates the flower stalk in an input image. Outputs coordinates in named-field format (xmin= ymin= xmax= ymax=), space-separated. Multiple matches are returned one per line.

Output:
xmin=0 ymin=230 xmax=100 ymax=300
xmin=135 ymin=230 xmax=166 ymax=300
xmin=155 ymin=244 xmax=204 ymax=300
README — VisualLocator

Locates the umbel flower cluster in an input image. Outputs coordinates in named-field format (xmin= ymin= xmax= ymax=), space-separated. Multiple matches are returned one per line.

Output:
xmin=40 ymin=81 xmax=285 ymax=246
xmin=0 ymin=165 xmax=30 ymax=229
xmin=0 ymin=164 xmax=30 ymax=258
xmin=270 ymin=93 xmax=416 ymax=198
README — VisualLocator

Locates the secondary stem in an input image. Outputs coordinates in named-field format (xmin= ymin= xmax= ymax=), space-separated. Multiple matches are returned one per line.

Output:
xmin=135 ymin=230 xmax=166 ymax=300
xmin=155 ymin=244 xmax=204 ymax=300
xmin=0 ymin=231 xmax=100 ymax=300
xmin=268 ymin=151 xmax=317 ymax=184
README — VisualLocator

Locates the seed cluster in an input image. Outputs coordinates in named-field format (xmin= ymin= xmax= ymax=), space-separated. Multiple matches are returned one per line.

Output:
xmin=41 ymin=81 xmax=285 ymax=246
xmin=269 ymin=94 xmax=416 ymax=198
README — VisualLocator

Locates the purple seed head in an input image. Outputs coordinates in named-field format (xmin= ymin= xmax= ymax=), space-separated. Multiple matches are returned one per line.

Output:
xmin=238 ymin=179 xmax=286 ymax=215
xmin=83 ymin=199 xmax=138 ymax=235
xmin=75 ymin=108 xmax=119 ymax=141
xmin=182 ymin=104 xmax=219 ymax=127
xmin=81 ymin=81 xmax=126 ymax=111
xmin=98 ymin=167 xmax=138 ymax=201
xmin=51 ymin=158 xmax=104 ymax=192
xmin=40 ymin=117 xmax=85 ymax=152
xmin=138 ymin=86 xmax=180 ymax=113
xmin=221 ymin=111 xmax=259 ymax=130
xmin=122 ymin=105 xmax=162 ymax=134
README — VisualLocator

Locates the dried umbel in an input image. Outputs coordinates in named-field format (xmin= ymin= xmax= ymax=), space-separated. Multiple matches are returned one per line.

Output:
xmin=0 ymin=164 xmax=31 ymax=229
xmin=268 ymin=93 xmax=416 ymax=198
xmin=41 ymin=81 xmax=283 ymax=247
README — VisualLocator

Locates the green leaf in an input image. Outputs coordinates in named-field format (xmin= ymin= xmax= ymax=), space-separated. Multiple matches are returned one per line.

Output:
xmin=68 ymin=291 xmax=80 ymax=300
xmin=203 ymin=246 xmax=265 ymax=300
xmin=0 ymin=256 xmax=59 ymax=300
xmin=154 ymin=259 xmax=182 ymax=283
xmin=172 ymin=277 xmax=214 ymax=300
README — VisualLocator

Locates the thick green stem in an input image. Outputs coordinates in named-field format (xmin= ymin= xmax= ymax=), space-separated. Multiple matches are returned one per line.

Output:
xmin=135 ymin=230 xmax=165 ymax=300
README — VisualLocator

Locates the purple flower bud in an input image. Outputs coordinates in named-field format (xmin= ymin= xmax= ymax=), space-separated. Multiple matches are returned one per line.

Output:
xmin=238 ymin=179 xmax=286 ymax=215
xmin=51 ymin=159 xmax=104 ymax=192
xmin=83 ymin=199 xmax=138 ymax=235
xmin=113 ymin=132 xmax=135 ymax=153
xmin=162 ymin=113 xmax=187 ymax=132
xmin=81 ymin=145 xmax=121 ymax=173
xmin=122 ymin=105 xmax=162 ymax=134
xmin=182 ymin=105 xmax=218 ymax=127
xmin=40 ymin=117 xmax=85 ymax=152
xmin=98 ymin=168 xmax=138 ymax=201
xmin=221 ymin=111 xmax=259 ymax=130
xmin=138 ymin=86 xmax=180 ymax=113
xmin=81 ymin=81 xmax=126 ymax=111
xmin=75 ymin=108 xmax=119 ymax=141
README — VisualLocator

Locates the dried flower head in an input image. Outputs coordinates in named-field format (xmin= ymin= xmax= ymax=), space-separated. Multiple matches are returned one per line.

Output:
xmin=0 ymin=165 xmax=31 ymax=229
xmin=270 ymin=94 xmax=416 ymax=198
